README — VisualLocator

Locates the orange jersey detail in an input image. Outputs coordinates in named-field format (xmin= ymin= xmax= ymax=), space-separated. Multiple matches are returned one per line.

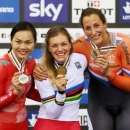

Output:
xmin=73 ymin=32 xmax=130 ymax=92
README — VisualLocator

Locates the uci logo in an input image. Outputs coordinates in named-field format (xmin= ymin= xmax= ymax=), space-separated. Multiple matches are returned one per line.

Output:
xmin=29 ymin=0 xmax=63 ymax=21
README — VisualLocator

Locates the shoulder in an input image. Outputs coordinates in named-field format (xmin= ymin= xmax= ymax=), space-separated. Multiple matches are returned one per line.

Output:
xmin=73 ymin=36 xmax=90 ymax=53
xmin=0 ymin=54 xmax=11 ymax=66
xmin=27 ymin=56 xmax=35 ymax=63
xmin=25 ymin=56 xmax=36 ymax=72
xmin=116 ymin=32 xmax=129 ymax=38
xmin=26 ymin=56 xmax=36 ymax=66
xmin=115 ymin=33 xmax=130 ymax=52
xmin=0 ymin=54 xmax=10 ymax=79
xmin=116 ymin=33 xmax=130 ymax=43
xmin=73 ymin=36 xmax=89 ymax=45
xmin=71 ymin=53 xmax=87 ymax=60
xmin=70 ymin=53 xmax=87 ymax=67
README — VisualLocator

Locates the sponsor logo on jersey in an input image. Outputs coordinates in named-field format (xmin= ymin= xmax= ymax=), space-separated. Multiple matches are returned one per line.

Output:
xmin=119 ymin=0 xmax=130 ymax=23
xmin=75 ymin=62 xmax=82 ymax=69
xmin=0 ymin=0 xmax=19 ymax=22
xmin=24 ymin=0 xmax=68 ymax=23
xmin=120 ymin=41 xmax=130 ymax=65
xmin=0 ymin=60 xmax=10 ymax=66
xmin=108 ymin=54 xmax=115 ymax=63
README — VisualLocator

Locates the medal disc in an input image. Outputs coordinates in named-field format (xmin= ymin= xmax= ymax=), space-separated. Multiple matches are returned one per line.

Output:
xmin=56 ymin=66 xmax=67 ymax=75
xmin=19 ymin=74 xmax=29 ymax=84
xmin=90 ymin=48 xmax=100 ymax=58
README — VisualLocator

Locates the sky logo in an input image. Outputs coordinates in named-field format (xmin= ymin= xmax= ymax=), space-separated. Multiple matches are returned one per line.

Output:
xmin=0 ymin=0 xmax=19 ymax=22
xmin=24 ymin=0 xmax=68 ymax=23
xmin=119 ymin=0 xmax=130 ymax=23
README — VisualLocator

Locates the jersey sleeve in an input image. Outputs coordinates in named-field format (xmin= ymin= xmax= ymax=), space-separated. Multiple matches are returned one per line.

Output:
xmin=79 ymin=53 xmax=88 ymax=71
xmin=73 ymin=38 xmax=83 ymax=53
xmin=73 ymin=36 xmax=87 ymax=54
xmin=26 ymin=77 xmax=41 ymax=102
xmin=35 ymin=79 xmax=66 ymax=119
xmin=108 ymin=36 xmax=130 ymax=92
xmin=26 ymin=57 xmax=41 ymax=102
xmin=0 ymin=63 xmax=17 ymax=109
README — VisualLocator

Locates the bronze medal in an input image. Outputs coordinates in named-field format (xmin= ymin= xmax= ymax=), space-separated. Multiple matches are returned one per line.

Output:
xmin=90 ymin=48 xmax=100 ymax=58
xmin=56 ymin=66 xmax=67 ymax=75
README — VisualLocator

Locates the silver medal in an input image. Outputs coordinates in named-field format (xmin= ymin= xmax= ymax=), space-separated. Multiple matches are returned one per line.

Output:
xmin=19 ymin=74 xmax=29 ymax=84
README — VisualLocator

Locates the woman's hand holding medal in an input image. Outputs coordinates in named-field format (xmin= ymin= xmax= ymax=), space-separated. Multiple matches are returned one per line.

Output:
xmin=91 ymin=49 xmax=111 ymax=77
xmin=55 ymin=75 xmax=68 ymax=91
xmin=55 ymin=66 xmax=68 ymax=91
xmin=95 ymin=55 xmax=111 ymax=77
xmin=54 ymin=56 xmax=69 ymax=91
xmin=12 ymin=72 xmax=24 ymax=95
xmin=9 ymin=50 xmax=29 ymax=88
xmin=90 ymin=48 xmax=101 ymax=59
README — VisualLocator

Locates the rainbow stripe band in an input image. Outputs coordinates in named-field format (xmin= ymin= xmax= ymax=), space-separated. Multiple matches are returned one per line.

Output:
xmin=55 ymin=99 xmax=64 ymax=106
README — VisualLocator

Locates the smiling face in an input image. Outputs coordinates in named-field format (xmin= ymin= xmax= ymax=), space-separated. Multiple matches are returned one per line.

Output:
xmin=11 ymin=30 xmax=35 ymax=62
xmin=82 ymin=14 xmax=107 ymax=47
xmin=48 ymin=33 xmax=71 ymax=63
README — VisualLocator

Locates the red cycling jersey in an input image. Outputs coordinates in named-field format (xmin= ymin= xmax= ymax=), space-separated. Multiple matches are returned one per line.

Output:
xmin=0 ymin=54 xmax=40 ymax=124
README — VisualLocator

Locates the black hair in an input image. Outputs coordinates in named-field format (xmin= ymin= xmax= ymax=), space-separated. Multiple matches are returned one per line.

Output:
xmin=79 ymin=7 xmax=106 ymax=29
xmin=8 ymin=21 xmax=37 ymax=53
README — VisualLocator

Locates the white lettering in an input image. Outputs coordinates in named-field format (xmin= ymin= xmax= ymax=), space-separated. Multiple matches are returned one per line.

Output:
xmin=0 ymin=7 xmax=14 ymax=13
xmin=29 ymin=0 xmax=63 ymax=21
xmin=74 ymin=8 xmax=113 ymax=16
xmin=8 ymin=91 xmax=12 ymax=97
xmin=1 ymin=96 xmax=7 ymax=101
xmin=123 ymin=15 xmax=130 ymax=20
xmin=30 ymin=4 xmax=40 ymax=17
xmin=82 ymin=89 xmax=88 ymax=94
xmin=79 ymin=115 xmax=88 ymax=126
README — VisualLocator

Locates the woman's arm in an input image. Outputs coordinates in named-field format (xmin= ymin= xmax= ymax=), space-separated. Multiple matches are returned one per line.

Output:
xmin=36 ymin=79 xmax=66 ymax=119
xmin=0 ymin=65 xmax=17 ymax=109
xmin=33 ymin=64 xmax=48 ymax=80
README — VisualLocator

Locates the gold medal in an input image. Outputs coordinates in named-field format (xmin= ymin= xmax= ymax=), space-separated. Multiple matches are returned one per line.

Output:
xmin=90 ymin=48 xmax=100 ymax=58
xmin=56 ymin=66 xmax=67 ymax=75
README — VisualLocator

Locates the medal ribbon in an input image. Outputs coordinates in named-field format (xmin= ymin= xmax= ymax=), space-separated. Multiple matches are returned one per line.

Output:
xmin=9 ymin=50 xmax=27 ymax=73
xmin=54 ymin=55 xmax=70 ymax=69
xmin=90 ymin=41 xmax=116 ymax=52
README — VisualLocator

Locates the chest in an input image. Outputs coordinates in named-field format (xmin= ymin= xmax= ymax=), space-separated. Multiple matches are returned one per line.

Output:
xmin=87 ymin=49 xmax=122 ymax=72
xmin=4 ymin=64 xmax=33 ymax=94
xmin=64 ymin=61 xmax=85 ymax=89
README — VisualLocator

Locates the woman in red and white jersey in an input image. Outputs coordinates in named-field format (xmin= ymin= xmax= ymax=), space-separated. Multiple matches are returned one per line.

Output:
xmin=0 ymin=21 xmax=41 ymax=130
